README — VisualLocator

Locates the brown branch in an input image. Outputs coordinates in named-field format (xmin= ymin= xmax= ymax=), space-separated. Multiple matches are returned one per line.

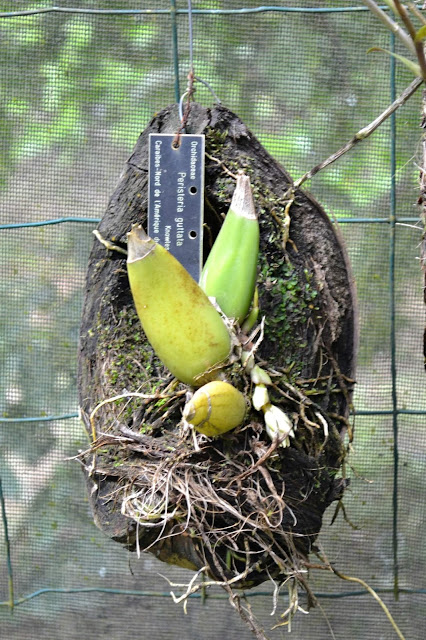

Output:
xmin=393 ymin=0 xmax=426 ymax=79
xmin=362 ymin=0 xmax=416 ymax=53
xmin=330 ymin=568 xmax=406 ymax=640
xmin=306 ymin=556 xmax=407 ymax=640
xmin=173 ymin=70 xmax=196 ymax=147
xmin=295 ymin=75 xmax=423 ymax=188
xmin=408 ymin=2 xmax=426 ymax=27
xmin=231 ymin=439 xmax=280 ymax=483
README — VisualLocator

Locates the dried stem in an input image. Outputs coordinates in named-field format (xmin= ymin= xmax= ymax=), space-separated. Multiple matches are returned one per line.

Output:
xmin=331 ymin=569 xmax=406 ymax=640
xmin=89 ymin=390 xmax=184 ymax=442
xmin=393 ymin=0 xmax=426 ymax=78
xmin=295 ymin=76 xmax=423 ymax=187
xmin=408 ymin=2 xmax=426 ymax=26
xmin=362 ymin=0 xmax=416 ymax=54
xmin=308 ymin=553 xmax=407 ymax=640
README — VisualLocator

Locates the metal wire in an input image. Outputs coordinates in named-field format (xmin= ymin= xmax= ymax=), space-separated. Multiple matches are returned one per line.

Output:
xmin=0 ymin=217 xmax=100 ymax=230
xmin=170 ymin=0 xmax=181 ymax=102
xmin=0 ymin=413 xmax=79 ymax=423
xmin=389 ymin=32 xmax=400 ymax=601
xmin=0 ymin=6 xmax=392 ymax=19
xmin=2 ymin=585 xmax=425 ymax=609
xmin=188 ymin=0 xmax=194 ymax=74
xmin=178 ymin=89 xmax=189 ymax=123
xmin=2 ymin=408 xmax=425 ymax=426
xmin=0 ymin=216 xmax=420 ymax=232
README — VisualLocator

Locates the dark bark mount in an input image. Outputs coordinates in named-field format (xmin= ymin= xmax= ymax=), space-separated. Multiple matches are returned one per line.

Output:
xmin=78 ymin=103 xmax=357 ymax=588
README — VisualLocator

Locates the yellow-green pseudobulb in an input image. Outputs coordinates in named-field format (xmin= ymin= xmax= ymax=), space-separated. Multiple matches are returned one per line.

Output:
xmin=127 ymin=225 xmax=231 ymax=387
xmin=199 ymin=172 xmax=259 ymax=324
xmin=183 ymin=380 xmax=246 ymax=437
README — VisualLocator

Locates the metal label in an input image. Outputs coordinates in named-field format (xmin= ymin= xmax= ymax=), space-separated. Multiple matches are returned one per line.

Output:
xmin=148 ymin=133 xmax=205 ymax=282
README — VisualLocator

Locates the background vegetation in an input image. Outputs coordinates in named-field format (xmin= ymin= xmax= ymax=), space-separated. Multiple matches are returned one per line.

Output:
xmin=0 ymin=1 xmax=425 ymax=638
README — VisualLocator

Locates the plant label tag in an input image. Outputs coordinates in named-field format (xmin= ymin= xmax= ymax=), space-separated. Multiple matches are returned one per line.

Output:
xmin=148 ymin=133 xmax=205 ymax=282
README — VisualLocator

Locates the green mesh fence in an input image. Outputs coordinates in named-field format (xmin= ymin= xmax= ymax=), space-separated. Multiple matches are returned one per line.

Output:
xmin=1 ymin=2 xmax=425 ymax=639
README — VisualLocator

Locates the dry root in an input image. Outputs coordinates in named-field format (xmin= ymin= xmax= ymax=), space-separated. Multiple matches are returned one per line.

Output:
xmin=78 ymin=364 xmax=352 ymax=638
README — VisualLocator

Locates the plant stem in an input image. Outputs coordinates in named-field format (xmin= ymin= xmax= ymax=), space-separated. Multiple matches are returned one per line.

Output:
xmin=330 ymin=568 xmax=406 ymax=640
xmin=393 ymin=0 xmax=426 ymax=78
xmin=362 ymin=0 xmax=416 ymax=54
xmin=295 ymin=76 xmax=423 ymax=187
xmin=407 ymin=2 xmax=426 ymax=27
xmin=307 ymin=556 xmax=406 ymax=640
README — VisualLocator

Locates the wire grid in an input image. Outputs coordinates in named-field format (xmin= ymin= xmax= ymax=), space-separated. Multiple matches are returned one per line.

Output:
xmin=0 ymin=2 xmax=425 ymax=639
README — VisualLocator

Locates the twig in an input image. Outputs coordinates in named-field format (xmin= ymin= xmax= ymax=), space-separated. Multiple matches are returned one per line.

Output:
xmin=92 ymin=229 xmax=128 ymax=255
xmin=295 ymin=75 xmax=423 ymax=188
xmin=408 ymin=2 xmax=426 ymax=26
xmin=271 ymin=578 xmax=309 ymax=631
xmin=205 ymin=152 xmax=238 ymax=179
xmin=89 ymin=390 xmax=181 ymax=442
xmin=168 ymin=565 xmax=208 ymax=613
xmin=236 ymin=596 xmax=271 ymax=640
xmin=393 ymin=0 xmax=426 ymax=78
xmin=331 ymin=568 xmax=406 ymax=640
xmin=200 ymin=532 xmax=271 ymax=640
xmin=164 ymin=565 xmax=252 ymax=608
xmin=309 ymin=554 xmax=407 ymax=640
xmin=231 ymin=439 xmax=279 ymax=483
xmin=173 ymin=69 xmax=196 ymax=147
xmin=362 ymin=0 xmax=416 ymax=54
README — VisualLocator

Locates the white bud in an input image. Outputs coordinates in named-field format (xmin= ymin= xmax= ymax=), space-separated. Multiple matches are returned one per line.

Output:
xmin=241 ymin=349 xmax=255 ymax=372
xmin=250 ymin=365 xmax=272 ymax=386
xmin=262 ymin=404 xmax=294 ymax=446
xmin=252 ymin=383 xmax=270 ymax=411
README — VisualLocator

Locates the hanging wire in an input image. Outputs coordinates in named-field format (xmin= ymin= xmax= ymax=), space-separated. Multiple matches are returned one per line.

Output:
xmin=178 ymin=76 xmax=221 ymax=121
xmin=0 ymin=6 xmax=396 ymax=18
xmin=194 ymin=76 xmax=221 ymax=103
xmin=178 ymin=89 xmax=190 ymax=123
xmin=170 ymin=0 xmax=181 ymax=102
xmin=176 ymin=0 xmax=221 ymax=137
xmin=188 ymin=0 xmax=194 ymax=74
xmin=175 ymin=0 xmax=195 ymax=138
xmin=1 ymin=407 xmax=425 ymax=427
xmin=3 ymin=584 xmax=425 ymax=609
